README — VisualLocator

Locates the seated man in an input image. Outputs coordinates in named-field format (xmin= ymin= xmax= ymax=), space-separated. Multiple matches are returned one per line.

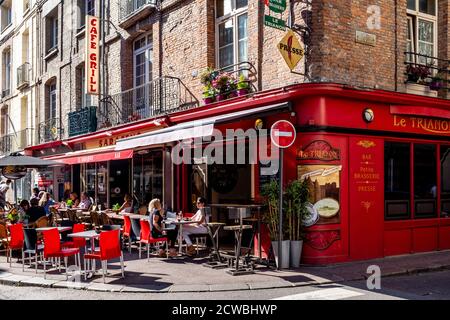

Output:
xmin=181 ymin=197 xmax=208 ymax=256
xmin=27 ymin=198 xmax=47 ymax=223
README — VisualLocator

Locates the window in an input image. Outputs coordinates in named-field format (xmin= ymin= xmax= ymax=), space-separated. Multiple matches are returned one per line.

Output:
xmin=441 ymin=146 xmax=450 ymax=218
xmin=49 ymin=82 xmax=57 ymax=119
xmin=46 ymin=8 xmax=59 ymax=52
xmin=2 ymin=49 xmax=11 ymax=97
xmin=133 ymin=34 xmax=153 ymax=117
xmin=385 ymin=141 xmax=443 ymax=221
xmin=414 ymin=144 xmax=437 ymax=218
xmin=77 ymin=64 xmax=92 ymax=109
xmin=216 ymin=0 xmax=248 ymax=70
xmin=385 ymin=142 xmax=411 ymax=220
xmin=407 ymin=0 xmax=437 ymax=65
xmin=79 ymin=0 xmax=96 ymax=29
xmin=1 ymin=107 xmax=8 ymax=136
xmin=1 ymin=0 xmax=12 ymax=32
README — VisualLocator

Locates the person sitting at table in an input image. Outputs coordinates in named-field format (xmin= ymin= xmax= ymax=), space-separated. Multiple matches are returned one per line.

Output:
xmin=181 ymin=197 xmax=208 ymax=257
xmin=18 ymin=200 xmax=30 ymax=222
xmin=148 ymin=198 xmax=177 ymax=257
xmin=67 ymin=192 xmax=80 ymax=208
xmin=77 ymin=192 xmax=92 ymax=210
xmin=38 ymin=192 xmax=56 ymax=216
xmin=30 ymin=188 xmax=40 ymax=201
xmin=118 ymin=194 xmax=133 ymax=213
xmin=27 ymin=198 xmax=47 ymax=223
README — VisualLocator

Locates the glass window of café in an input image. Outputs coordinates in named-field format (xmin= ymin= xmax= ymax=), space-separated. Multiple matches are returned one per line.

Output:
xmin=441 ymin=145 xmax=450 ymax=218
xmin=385 ymin=141 xmax=441 ymax=220
xmin=133 ymin=149 xmax=163 ymax=210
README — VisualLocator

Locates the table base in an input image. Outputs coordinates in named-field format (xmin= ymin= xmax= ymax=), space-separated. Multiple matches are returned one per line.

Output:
xmin=202 ymin=261 xmax=228 ymax=269
xmin=226 ymin=268 xmax=254 ymax=276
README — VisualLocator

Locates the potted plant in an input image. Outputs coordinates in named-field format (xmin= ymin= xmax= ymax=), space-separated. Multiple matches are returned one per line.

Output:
xmin=236 ymin=74 xmax=250 ymax=96
xmin=429 ymin=73 xmax=445 ymax=91
xmin=202 ymin=84 xmax=216 ymax=104
xmin=261 ymin=180 xmax=290 ymax=269
xmin=200 ymin=67 xmax=218 ymax=86
xmin=406 ymin=64 xmax=431 ymax=83
xmin=212 ymin=72 xmax=234 ymax=101
xmin=284 ymin=179 xmax=309 ymax=268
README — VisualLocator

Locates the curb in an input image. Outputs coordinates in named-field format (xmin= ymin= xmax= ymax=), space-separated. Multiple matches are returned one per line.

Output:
xmin=0 ymin=264 xmax=449 ymax=293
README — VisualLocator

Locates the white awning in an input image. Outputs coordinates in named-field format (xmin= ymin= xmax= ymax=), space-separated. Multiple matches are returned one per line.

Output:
xmin=115 ymin=102 xmax=289 ymax=151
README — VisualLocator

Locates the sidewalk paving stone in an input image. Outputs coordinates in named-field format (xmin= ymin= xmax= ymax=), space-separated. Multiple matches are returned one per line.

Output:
xmin=1 ymin=275 xmax=30 ymax=284
xmin=20 ymin=277 xmax=59 ymax=287
xmin=121 ymin=284 xmax=171 ymax=293
xmin=86 ymin=283 xmax=125 ymax=292
xmin=169 ymin=284 xmax=211 ymax=293
xmin=209 ymin=283 xmax=250 ymax=292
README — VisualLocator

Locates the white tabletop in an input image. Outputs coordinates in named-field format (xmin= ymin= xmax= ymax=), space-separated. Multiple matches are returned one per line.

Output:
xmin=165 ymin=219 xmax=198 ymax=225
xmin=36 ymin=226 xmax=72 ymax=232
xmin=67 ymin=230 xmax=100 ymax=239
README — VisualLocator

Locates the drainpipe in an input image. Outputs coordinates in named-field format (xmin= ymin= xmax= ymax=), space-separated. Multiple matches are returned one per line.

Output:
xmin=394 ymin=0 xmax=398 ymax=92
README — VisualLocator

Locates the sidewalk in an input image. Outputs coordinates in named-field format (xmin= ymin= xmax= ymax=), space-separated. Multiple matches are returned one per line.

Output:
xmin=0 ymin=250 xmax=449 ymax=293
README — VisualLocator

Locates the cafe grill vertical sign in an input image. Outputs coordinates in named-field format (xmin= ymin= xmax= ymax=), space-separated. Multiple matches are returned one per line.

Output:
xmin=86 ymin=15 xmax=100 ymax=95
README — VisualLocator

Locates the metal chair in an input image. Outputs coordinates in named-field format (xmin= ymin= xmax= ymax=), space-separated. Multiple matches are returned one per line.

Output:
xmin=23 ymin=228 xmax=44 ymax=273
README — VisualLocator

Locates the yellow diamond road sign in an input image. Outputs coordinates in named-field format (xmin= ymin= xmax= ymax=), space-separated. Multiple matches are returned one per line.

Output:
xmin=278 ymin=29 xmax=304 ymax=70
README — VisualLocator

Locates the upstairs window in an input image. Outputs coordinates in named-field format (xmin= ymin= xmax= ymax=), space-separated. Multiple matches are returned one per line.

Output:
xmin=79 ymin=0 xmax=96 ymax=29
xmin=45 ymin=8 xmax=59 ymax=53
xmin=1 ymin=0 xmax=12 ymax=32
xmin=216 ymin=0 xmax=248 ymax=71
xmin=406 ymin=0 xmax=437 ymax=65
xmin=2 ymin=49 xmax=11 ymax=97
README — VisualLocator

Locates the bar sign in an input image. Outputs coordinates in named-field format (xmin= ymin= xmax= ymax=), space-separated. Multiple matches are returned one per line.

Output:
xmin=264 ymin=15 xmax=286 ymax=31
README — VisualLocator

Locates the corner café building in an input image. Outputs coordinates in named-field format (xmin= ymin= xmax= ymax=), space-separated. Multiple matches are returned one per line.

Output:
xmin=25 ymin=83 xmax=450 ymax=265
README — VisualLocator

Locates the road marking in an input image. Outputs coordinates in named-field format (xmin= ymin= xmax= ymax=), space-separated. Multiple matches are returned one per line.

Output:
xmin=272 ymin=287 xmax=364 ymax=300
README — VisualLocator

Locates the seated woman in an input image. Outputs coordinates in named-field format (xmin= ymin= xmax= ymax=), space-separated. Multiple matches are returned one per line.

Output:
xmin=181 ymin=197 xmax=208 ymax=256
xmin=18 ymin=200 xmax=30 ymax=222
xmin=38 ymin=192 xmax=56 ymax=216
xmin=118 ymin=194 xmax=133 ymax=213
xmin=148 ymin=198 xmax=177 ymax=257
xmin=78 ymin=192 xmax=92 ymax=210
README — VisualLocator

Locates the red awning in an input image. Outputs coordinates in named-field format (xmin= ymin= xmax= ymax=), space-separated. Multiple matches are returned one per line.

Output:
xmin=44 ymin=149 xmax=133 ymax=165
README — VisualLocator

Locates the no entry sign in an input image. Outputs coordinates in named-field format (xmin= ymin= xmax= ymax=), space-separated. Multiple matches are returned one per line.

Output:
xmin=270 ymin=120 xmax=296 ymax=148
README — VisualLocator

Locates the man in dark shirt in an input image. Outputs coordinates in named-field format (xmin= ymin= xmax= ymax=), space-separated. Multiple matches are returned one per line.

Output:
xmin=27 ymin=198 xmax=46 ymax=223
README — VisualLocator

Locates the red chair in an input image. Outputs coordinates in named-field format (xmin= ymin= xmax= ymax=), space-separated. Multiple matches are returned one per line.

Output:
xmin=139 ymin=220 xmax=168 ymax=261
xmin=7 ymin=223 xmax=24 ymax=267
xmin=83 ymin=230 xmax=124 ymax=283
xmin=42 ymin=228 xmax=80 ymax=280
xmin=62 ymin=224 xmax=87 ymax=252
xmin=122 ymin=215 xmax=132 ymax=252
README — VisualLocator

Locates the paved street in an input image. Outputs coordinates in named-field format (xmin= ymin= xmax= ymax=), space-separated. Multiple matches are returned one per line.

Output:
xmin=0 ymin=270 xmax=448 ymax=300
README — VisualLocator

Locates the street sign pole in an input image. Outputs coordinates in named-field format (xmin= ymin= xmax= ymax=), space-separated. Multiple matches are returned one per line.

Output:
xmin=278 ymin=149 xmax=283 ymax=271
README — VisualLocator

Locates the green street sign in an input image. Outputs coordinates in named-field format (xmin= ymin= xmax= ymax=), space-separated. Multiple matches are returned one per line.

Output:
xmin=264 ymin=15 xmax=286 ymax=31
xmin=268 ymin=0 xmax=287 ymax=14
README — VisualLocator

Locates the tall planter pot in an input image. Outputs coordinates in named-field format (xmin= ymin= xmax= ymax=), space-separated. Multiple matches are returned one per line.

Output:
xmin=272 ymin=240 xmax=290 ymax=269
xmin=290 ymin=240 xmax=303 ymax=268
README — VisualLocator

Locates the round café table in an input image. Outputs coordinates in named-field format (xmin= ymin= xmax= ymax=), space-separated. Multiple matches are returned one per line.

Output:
xmin=164 ymin=219 xmax=198 ymax=255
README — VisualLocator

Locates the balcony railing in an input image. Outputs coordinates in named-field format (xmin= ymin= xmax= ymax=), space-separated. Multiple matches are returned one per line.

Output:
xmin=0 ymin=134 xmax=13 ymax=155
xmin=405 ymin=52 xmax=450 ymax=92
xmin=119 ymin=0 xmax=156 ymax=26
xmin=68 ymin=107 xmax=98 ymax=137
xmin=200 ymin=61 xmax=258 ymax=105
xmin=16 ymin=128 xmax=34 ymax=150
xmin=17 ymin=62 xmax=31 ymax=89
xmin=38 ymin=118 xmax=62 ymax=144
xmin=97 ymin=76 xmax=198 ymax=130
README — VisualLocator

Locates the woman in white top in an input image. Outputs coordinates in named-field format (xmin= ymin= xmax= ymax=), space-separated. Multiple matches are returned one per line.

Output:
xmin=182 ymin=197 xmax=208 ymax=256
